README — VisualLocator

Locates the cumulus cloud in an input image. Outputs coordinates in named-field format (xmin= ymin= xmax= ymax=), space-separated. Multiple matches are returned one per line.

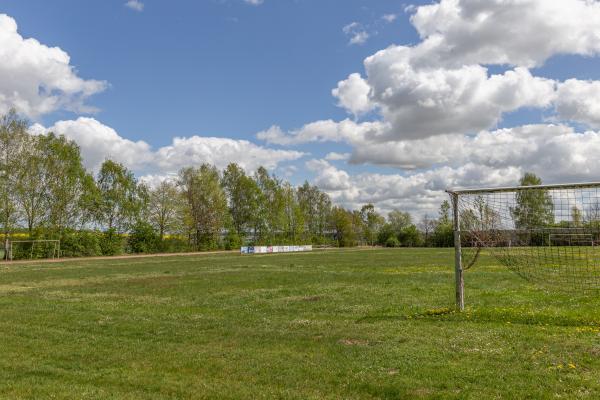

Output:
xmin=307 ymin=120 xmax=600 ymax=215
xmin=308 ymin=160 xmax=522 ymax=216
xmin=32 ymin=118 xmax=305 ymax=175
xmin=409 ymin=0 xmax=600 ymax=68
xmin=362 ymin=62 xmax=556 ymax=139
xmin=306 ymin=159 xmax=352 ymax=191
xmin=244 ymin=0 xmax=264 ymax=5
xmin=30 ymin=118 xmax=152 ymax=171
xmin=124 ymin=0 xmax=144 ymax=12
xmin=331 ymin=73 xmax=374 ymax=117
xmin=257 ymin=119 xmax=384 ymax=146
xmin=258 ymin=0 xmax=600 ymax=149
xmin=555 ymin=79 xmax=600 ymax=129
xmin=351 ymin=124 xmax=600 ymax=183
xmin=0 ymin=14 xmax=107 ymax=118
xmin=324 ymin=152 xmax=350 ymax=161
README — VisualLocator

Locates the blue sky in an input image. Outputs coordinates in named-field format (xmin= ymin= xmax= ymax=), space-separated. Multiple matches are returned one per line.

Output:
xmin=2 ymin=0 xmax=415 ymax=143
xmin=2 ymin=0 xmax=600 ymax=216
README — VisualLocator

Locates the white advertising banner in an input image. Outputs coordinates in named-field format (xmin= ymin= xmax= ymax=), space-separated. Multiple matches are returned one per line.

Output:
xmin=240 ymin=245 xmax=313 ymax=255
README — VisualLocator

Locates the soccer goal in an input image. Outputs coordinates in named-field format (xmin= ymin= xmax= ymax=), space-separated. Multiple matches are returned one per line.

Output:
xmin=8 ymin=240 xmax=60 ymax=261
xmin=446 ymin=182 xmax=600 ymax=310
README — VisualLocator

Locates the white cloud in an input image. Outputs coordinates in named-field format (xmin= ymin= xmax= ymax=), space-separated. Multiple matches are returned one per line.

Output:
xmin=308 ymin=123 xmax=600 ymax=214
xmin=555 ymin=79 xmax=600 ymax=129
xmin=343 ymin=22 xmax=370 ymax=46
xmin=0 ymin=14 xmax=107 ymax=118
xmin=244 ymin=0 xmax=264 ymax=5
xmin=261 ymin=66 xmax=557 ymax=143
xmin=331 ymin=73 xmax=374 ymax=117
xmin=324 ymin=152 xmax=350 ymax=161
xmin=308 ymin=159 xmax=522 ymax=216
xmin=306 ymin=159 xmax=352 ymax=191
xmin=33 ymin=118 xmax=305 ymax=175
xmin=125 ymin=0 xmax=144 ymax=12
xmin=138 ymin=174 xmax=178 ymax=189
xmin=360 ymin=59 xmax=556 ymax=139
xmin=153 ymin=135 xmax=304 ymax=173
xmin=31 ymin=118 xmax=153 ymax=172
xmin=349 ymin=124 xmax=600 ymax=182
xmin=382 ymin=14 xmax=398 ymax=23
xmin=409 ymin=0 xmax=600 ymax=68
xmin=257 ymin=119 xmax=384 ymax=146
xmin=253 ymin=0 xmax=600 ymax=215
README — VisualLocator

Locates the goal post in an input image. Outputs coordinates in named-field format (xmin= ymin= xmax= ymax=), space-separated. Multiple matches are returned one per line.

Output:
xmin=8 ymin=240 xmax=60 ymax=261
xmin=446 ymin=181 xmax=600 ymax=310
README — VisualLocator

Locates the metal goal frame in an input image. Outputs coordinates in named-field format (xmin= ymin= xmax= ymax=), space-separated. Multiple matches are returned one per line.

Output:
xmin=8 ymin=239 xmax=60 ymax=261
xmin=446 ymin=181 xmax=600 ymax=311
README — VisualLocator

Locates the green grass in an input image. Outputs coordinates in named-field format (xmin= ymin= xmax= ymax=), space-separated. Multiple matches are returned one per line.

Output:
xmin=1 ymin=248 xmax=600 ymax=399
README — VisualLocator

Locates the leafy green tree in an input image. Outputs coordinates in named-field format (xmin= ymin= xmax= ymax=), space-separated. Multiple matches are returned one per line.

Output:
xmin=432 ymin=201 xmax=454 ymax=247
xmin=511 ymin=173 xmax=554 ymax=229
xmin=41 ymin=133 xmax=96 ymax=234
xmin=297 ymin=182 xmax=332 ymax=243
xmin=388 ymin=210 xmax=412 ymax=235
xmin=439 ymin=200 xmax=451 ymax=225
xmin=179 ymin=164 xmax=228 ymax=250
xmin=419 ymin=214 xmax=435 ymax=246
xmin=96 ymin=160 xmax=145 ymax=232
xmin=377 ymin=223 xmax=395 ymax=245
xmin=330 ymin=206 xmax=356 ymax=247
xmin=254 ymin=167 xmax=285 ymax=243
xmin=398 ymin=225 xmax=423 ymax=247
xmin=282 ymin=182 xmax=304 ymax=243
xmin=13 ymin=133 xmax=48 ymax=234
xmin=0 ymin=110 xmax=28 ymax=252
xmin=360 ymin=204 xmax=385 ymax=246
xmin=148 ymin=180 xmax=182 ymax=240
xmin=221 ymin=163 xmax=260 ymax=239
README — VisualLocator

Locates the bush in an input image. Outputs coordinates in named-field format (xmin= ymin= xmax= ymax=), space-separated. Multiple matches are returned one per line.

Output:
xmin=100 ymin=228 xmax=125 ymax=256
xmin=128 ymin=222 xmax=160 ymax=254
xmin=158 ymin=236 xmax=190 ymax=253
xmin=60 ymin=230 xmax=101 ymax=257
xmin=399 ymin=225 xmax=423 ymax=247
xmin=224 ymin=231 xmax=242 ymax=250
xmin=385 ymin=236 xmax=400 ymax=248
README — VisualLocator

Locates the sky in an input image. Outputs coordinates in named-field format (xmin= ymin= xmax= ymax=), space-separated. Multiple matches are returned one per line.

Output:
xmin=2 ymin=0 xmax=600 ymax=218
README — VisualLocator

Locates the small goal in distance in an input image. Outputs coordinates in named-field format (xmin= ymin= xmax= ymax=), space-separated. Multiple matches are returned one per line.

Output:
xmin=446 ymin=181 xmax=600 ymax=310
xmin=7 ymin=240 xmax=60 ymax=261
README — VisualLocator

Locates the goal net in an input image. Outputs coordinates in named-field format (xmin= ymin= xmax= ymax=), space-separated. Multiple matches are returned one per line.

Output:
xmin=8 ymin=240 xmax=60 ymax=261
xmin=449 ymin=182 xmax=600 ymax=294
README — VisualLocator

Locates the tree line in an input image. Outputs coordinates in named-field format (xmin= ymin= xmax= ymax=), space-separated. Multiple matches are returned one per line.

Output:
xmin=0 ymin=110 xmax=455 ymax=259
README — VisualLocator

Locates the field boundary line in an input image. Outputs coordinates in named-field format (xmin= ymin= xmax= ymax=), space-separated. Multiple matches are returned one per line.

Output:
xmin=0 ymin=246 xmax=373 ymax=266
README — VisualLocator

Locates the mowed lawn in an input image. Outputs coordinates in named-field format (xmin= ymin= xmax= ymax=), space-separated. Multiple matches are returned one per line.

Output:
xmin=1 ymin=249 xmax=600 ymax=399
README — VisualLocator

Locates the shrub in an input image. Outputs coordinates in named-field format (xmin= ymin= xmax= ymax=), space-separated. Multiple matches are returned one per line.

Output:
xmin=61 ymin=230 xmax=101 ymax=257
xmin=100 ymin=228 xmax=125 ymax=256
xmin=159 ymin=236 xmax=190 ymax=253
xmin=128 ymin=222 xmax=160 ymax=254
xmin=385 ymin=236 xmax=400 ymax=248
xmin=399 ymin=225 xmax=423 ymax=247
xmin=224 ymin=231 xmax=242 ymax=250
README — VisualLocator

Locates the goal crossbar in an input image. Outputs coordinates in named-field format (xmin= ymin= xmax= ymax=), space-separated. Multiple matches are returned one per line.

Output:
xmin=446 ymin=181 xmax=600 ymax=195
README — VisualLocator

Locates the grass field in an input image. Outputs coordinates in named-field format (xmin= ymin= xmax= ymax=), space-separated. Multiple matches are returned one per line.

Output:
xmin=1 ymin=249 xmax=600 ymax=399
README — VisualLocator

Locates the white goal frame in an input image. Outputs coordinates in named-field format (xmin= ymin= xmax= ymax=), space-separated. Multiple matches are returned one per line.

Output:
xmin=446 ymin=181 xmax=600 ymax=311
xmin=8 ymin=240 xmax=60 ymax=261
